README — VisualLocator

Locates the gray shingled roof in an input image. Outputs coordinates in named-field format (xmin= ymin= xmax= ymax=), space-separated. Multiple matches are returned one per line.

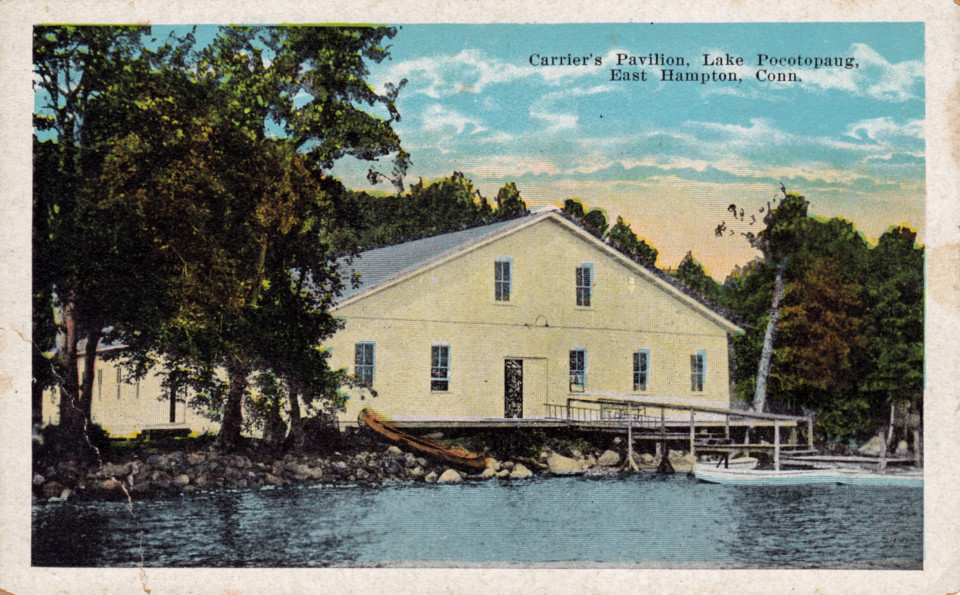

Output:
xmin=336 ymin=209 xmax=552 ymax=302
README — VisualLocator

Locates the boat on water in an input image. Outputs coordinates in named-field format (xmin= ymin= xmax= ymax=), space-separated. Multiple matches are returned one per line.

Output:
xmin=705 ymin=456 xmax=759 ymax=470
xmin=693 ymin=463 xmax=923 ymax=487
xmin=830 ymin=468 xmax=923 ymax=488
xmin=358 ymin=408 xmax=488 ymax=471
xmin=694 ymin=465 xmax=841 ymax=486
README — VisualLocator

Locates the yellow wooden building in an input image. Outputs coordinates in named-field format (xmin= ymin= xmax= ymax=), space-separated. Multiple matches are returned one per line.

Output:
xmin=329 ymin=207 xmax=744 ymax=427
xmin=41 ymin=346 xmax=220 ymax=439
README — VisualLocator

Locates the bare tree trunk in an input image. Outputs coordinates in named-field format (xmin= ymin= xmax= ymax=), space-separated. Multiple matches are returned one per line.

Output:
xmin=79 ymin=324 xmax=102 ymax=421
xmin=752 ymin=258 xmax=788 ymax=413
xmin=286 ymin=383 xmax=304 ymax=453
xmin=219 ymin=359 xmax=250 ymax=451
xmin=57 ymin=296 xmax=87 ymax=461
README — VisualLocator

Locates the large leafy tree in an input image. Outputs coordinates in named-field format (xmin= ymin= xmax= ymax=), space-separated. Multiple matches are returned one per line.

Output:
xmin=858 ymin=227 xmax=924 ymax=439
xmin=99 ymin=25 xmax=407 ymax=451
xmin=33 ymin=25 xmax=154 ymax=459
xmin=35 ymin=24 xmax=408 ymax=454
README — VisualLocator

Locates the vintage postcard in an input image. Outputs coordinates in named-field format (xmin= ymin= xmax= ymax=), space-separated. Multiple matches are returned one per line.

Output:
xmin=2 ymin=0 xmax=959 ymax=593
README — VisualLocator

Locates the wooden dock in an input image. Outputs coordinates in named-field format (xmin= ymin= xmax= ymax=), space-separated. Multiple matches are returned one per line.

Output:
xmin=388 ymin=394 xmax=815 ymax=471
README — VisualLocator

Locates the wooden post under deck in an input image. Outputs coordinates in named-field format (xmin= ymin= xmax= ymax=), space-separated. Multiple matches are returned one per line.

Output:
xmin=774 ymin=420 xmax=781 ymax=471
xmin=807 ymin=414 xmax=815 ymax=448
xmin=689 ymin=411 xmax=696 ymax=461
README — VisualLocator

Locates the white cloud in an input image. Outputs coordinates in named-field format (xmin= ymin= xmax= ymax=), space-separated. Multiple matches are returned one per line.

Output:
xmin=377 ymin=48 xmax=591 ymax=99
xmin=420 ymin=104 xmax=487 ymax=135
xmin=798 ymin=43 xmax=923 ymax=102
xmin=529 ymin=85 xmax=617 ymax=133
xmin=843 ymin=117 xmax=924 ymax=143
xmin=683 ymin=118 xmax=791 ymax=147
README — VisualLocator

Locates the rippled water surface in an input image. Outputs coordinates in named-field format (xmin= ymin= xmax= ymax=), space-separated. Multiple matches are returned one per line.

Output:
xmin=32 ymin=475 xmax=922 ymax=568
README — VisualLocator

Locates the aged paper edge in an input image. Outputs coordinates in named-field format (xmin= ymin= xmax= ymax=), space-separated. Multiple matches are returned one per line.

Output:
xmin=1 ymin=1 xmax=958 ymax=593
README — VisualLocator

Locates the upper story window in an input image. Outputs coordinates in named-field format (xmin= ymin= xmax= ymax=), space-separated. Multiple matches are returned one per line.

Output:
xmin=576 ymin=263 xmax=593 ymax=307
xmin=355 ymin=342 xmax=375 ymax=386
xmin=495 ymin=257 xmax=512 ymax=301
xmin=691 ymin=350 xmax=706 ymax=392
xmin=569 ymin=349 xmax=586 ymax=392
xmin=116 ymin=368 xmax=122 ymax=399
xmin=431 ymin=344 xmax=450 ymax=391
xmin=633 ymin=349 xmax=650 ymax=391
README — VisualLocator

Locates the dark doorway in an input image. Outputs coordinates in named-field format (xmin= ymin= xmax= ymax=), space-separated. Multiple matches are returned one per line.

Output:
xmin=504 ymin=359 xmax=523 ymax=418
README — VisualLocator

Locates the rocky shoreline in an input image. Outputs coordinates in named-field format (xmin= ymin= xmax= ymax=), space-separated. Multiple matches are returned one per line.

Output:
xmin=33 ymin=435 xmax=698 ymax=504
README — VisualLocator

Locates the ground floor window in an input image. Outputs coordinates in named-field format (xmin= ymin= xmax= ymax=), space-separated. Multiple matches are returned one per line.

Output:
xmin=431 ymin=345 xmax=450 ymax=391
xmin=691 ymin=350 xmax=706 ymax=392
xmin=634 ymin=349 xmax=650 ymax=391
xmin=569 ymin=349 xmax=586 ymax=391
xmin=355 ymin=342 xmax=375 ymax=386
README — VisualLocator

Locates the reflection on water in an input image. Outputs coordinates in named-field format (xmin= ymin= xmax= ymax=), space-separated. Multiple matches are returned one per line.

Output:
xmin=32 ymin=475 xmax=922 ymax=568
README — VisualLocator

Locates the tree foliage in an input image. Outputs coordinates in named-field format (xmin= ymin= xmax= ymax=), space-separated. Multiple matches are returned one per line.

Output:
xmin=719 ymin=189 xmax=923 ymax=441
xmin=341 ymin=174 xmax=525 ymax=248
xmin=33 ymin=25 xmax=154 ymax=459
xmin=671 ymin=252 xmax=720 ymax=300
xmin=34 ymin=25 xmax=409 ymax=454
xmin=608 ymin=216 xmax=659 ymax=266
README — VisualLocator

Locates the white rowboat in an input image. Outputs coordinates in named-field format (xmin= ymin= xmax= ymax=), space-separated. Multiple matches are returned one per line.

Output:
xmin=694 ymin=464 xmax=922 ymax=487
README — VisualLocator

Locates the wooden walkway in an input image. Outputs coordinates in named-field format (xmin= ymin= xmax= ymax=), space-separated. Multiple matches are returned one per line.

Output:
xmin=389 ymin=395 xmax=815 ymax=471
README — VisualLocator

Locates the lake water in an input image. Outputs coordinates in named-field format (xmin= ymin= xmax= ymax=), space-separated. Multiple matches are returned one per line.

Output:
xmin=32 ymin=474 xmax=922 ymax=568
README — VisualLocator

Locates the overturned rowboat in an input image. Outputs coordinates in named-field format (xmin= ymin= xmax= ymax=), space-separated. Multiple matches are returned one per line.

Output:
xmin=358 ymin=408 xmax=488 ymax=471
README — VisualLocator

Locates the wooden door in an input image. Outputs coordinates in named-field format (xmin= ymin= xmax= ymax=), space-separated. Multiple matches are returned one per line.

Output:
xmin=504 ymin=359 xmax=523 ymax=418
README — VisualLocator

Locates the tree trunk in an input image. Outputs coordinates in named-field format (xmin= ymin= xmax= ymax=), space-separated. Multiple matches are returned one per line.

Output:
xmin=286 ymin=383 xmax=304 ymax=453
xmin=752 ymin=258 xmax=788 ymax=413
xmin=219 ymin=359 xmax=250 ymax=451
xmin=57 ymin=296 xmax=87 ymax=461
xmin=79 ymin=324 xmax=103 ymax=422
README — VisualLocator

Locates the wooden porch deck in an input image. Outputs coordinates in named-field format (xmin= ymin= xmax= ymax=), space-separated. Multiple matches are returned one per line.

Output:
xmin=378 ymin=395 xmax=815 ymax=470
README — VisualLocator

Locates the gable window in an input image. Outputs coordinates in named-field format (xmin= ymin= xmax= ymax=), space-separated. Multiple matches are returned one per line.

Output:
xmin=691 ymin=350 xmax=706 ymax=392
xmin=569 ymin=349 xmax=586 ymax=392
xmin=355 ymin=342 xmax=375 ymax=386
xmin=576 ymin=263 xmax=593 ymax=307
xmin=633 ymin=350 xmax=650 ymax=391
xmin=495 ymin=257 xmax=512 ymax=301
xmin=431 ymin=345 xmax=450 ymax=391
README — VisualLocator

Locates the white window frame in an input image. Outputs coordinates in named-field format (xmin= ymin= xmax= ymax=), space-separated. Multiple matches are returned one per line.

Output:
xmin=355 ymin=341 xmax=376 ymax=387
xmin=431 ymin=344 xmax=450 ymax=392
xmin=495 ymin=257 xmax=513 ymax=302
xmin=691 ymin=350 xmax=706 ymax=392
xmin=576 ymin=263 xmax=594 ymax=307
xmin=569 ymin=349 xmax=587 ymax=392
xmin=634 ymin=349 xmax=650 ymax=391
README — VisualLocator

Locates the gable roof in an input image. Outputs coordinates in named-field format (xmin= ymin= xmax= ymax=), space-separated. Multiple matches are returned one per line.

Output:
xmin=335 ymin=207 xmax=745 ymax=333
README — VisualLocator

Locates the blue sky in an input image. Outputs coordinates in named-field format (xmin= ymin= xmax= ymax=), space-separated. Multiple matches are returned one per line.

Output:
xmin=327 ymin=23 xmax=924 ymax=277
